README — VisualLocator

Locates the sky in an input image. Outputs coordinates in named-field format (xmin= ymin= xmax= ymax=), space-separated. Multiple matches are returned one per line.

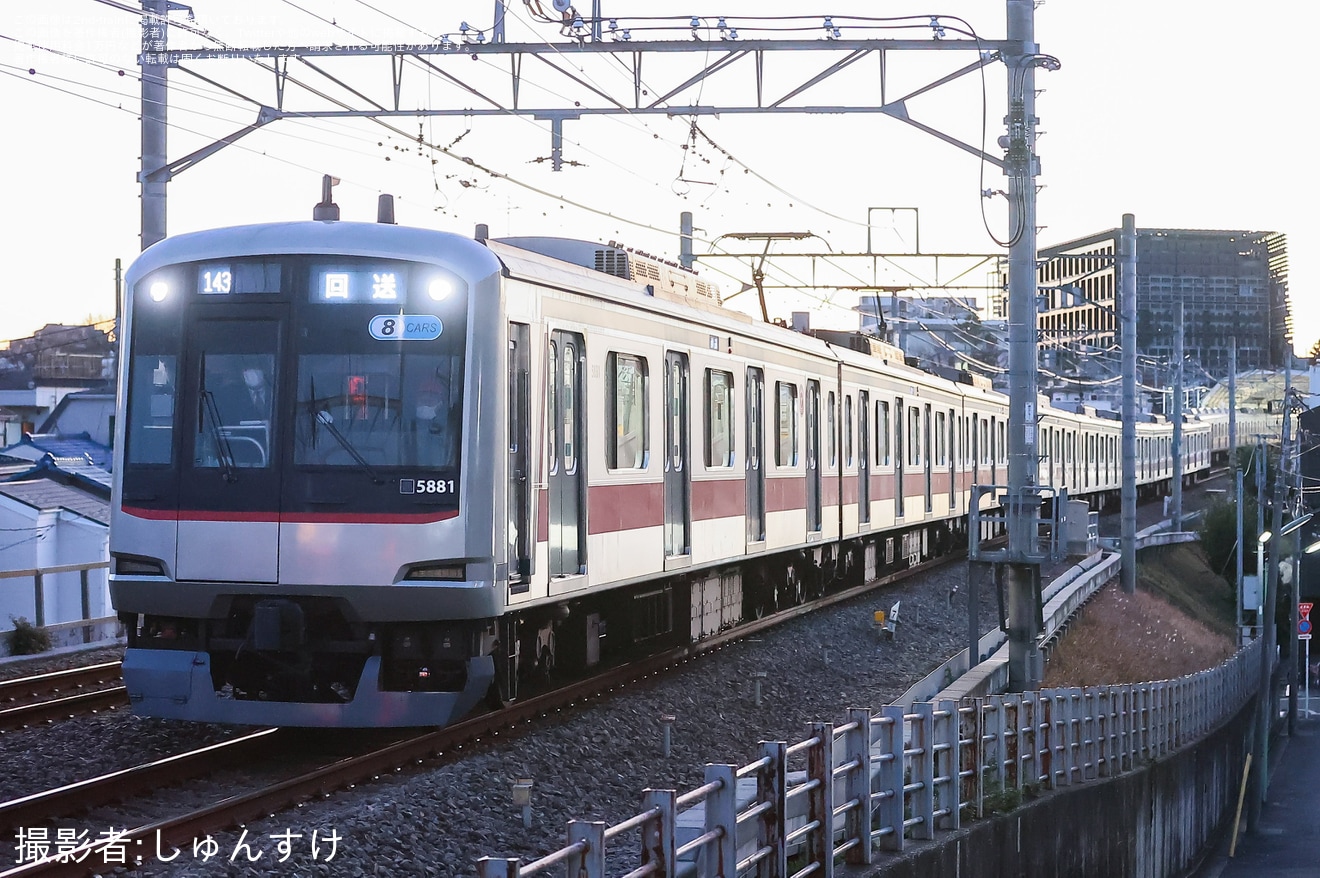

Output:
xmin=2 ymin=1 xmax=1317 ymax=355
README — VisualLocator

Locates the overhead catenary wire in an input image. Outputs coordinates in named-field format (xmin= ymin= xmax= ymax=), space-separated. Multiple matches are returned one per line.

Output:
xmin=6 ymin=4 xmax=1039 ymax=349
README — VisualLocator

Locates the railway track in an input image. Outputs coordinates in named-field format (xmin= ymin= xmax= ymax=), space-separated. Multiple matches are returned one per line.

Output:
xmin=0 ymin=550 xmax=957 ymax=877
xmin=0 ymin=481 xmax=1222 ymax=876
xmin=0 ymin=663 xmax=125 ymax=731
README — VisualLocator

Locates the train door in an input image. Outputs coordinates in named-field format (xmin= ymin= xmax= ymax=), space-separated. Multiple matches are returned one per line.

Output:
xmin=664 ymin=351 xmax=691 ymax=557
xmin=549 ymin=331 xmax=586 ymax=577
xmin=508 ymin=323 xmax=532 ymax=589
xmin=894 ymin=398 xmax=905 ymax=517
xmin=858 ymin=390 xmax=871 ymax=524
xmin=177 ymin=307 xmax=286 ymax=583
xmin=806 ymin=380 xmax=822 ymax=532
xmin=746 ymin=367 xmax=766 ymax=542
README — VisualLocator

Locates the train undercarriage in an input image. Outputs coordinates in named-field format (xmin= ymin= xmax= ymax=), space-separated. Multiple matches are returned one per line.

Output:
xmin=124 ymin=520 xmax=963 ymax=723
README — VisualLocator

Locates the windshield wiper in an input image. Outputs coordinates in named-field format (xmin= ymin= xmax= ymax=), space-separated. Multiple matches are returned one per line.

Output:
xmin=315 ymin=410 xmax=384 ymax=485
xmin=200 ymin=390 xmax=238 ymax=483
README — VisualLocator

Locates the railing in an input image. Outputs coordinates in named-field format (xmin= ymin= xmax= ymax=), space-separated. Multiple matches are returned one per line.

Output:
xmin=0 ymin=561 xmax=110 ymax=629
xmin=477 ymin=640 xmax=1261 ymax=878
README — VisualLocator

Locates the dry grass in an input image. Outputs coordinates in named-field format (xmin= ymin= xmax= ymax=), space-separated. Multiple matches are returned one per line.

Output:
xmin=1041 ymin=544 xmax=1237 ymax=688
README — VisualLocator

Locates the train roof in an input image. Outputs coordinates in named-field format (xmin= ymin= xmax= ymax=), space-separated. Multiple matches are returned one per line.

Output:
xmin=126 ymin=221 xmax=501 ymax=285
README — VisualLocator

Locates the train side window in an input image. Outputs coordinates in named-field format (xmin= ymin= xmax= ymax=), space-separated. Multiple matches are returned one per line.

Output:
xmin=827 ymin=392 xmax=837 ymax=467
xmin=705 ymin=369 xmax=735 ymax=468
xmin=606 ymin=352 xmax=648 ymax=470
xmin=908 ymin=407 xmax=921 ymax=466
xmin=875 ymin=400 xmax=890 ymax=466
xmin=562 ymin=343 xmax=579 ymax=473
xmin=844 ymin=394 xmax=854 ymax=467
xmin=775 ymin=381 xmax=798 ymax=467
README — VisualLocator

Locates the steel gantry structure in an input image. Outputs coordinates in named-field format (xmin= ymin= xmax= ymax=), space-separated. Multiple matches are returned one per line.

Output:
xmin=136 ymin=0 xmax=1058 ymax=689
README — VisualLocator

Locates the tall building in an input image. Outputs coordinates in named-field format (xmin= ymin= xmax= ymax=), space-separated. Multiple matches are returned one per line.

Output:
xmin=990 ymin=228 xmax=1291 ymax=382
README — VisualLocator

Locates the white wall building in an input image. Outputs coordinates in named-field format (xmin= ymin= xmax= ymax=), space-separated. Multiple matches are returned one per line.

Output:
xmin=0 ymin=479 xmax=111 ymax=652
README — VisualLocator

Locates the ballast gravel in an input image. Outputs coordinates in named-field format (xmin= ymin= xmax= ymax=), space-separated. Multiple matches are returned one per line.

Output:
xmin=122 ymin=563 xmax=1005 ymax=878
xmin=0 ymin=493 xmax=1217 ymax=877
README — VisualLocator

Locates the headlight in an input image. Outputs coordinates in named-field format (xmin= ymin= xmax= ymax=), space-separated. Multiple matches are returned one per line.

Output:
xmin=427 ymin=278 xmax=454 ymax=301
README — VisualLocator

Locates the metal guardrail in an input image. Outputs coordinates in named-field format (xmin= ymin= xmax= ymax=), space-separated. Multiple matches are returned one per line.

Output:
xmin=478 ymin=525 xmax=1245 ymax=878
xmin=478 ymin=641 xmax=1261 ymax=878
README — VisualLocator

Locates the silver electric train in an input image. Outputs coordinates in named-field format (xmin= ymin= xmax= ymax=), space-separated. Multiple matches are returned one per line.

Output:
xmin=110 ymin=195 xmax=1259 ymax=727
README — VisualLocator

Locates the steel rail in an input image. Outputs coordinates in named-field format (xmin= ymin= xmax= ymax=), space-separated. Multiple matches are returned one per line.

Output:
xmin=0 ymin=728 xmax=284 ymax=833
xmin=1 ymin=552 xmax=959 ymax=877
xmin=0 ymin=687 xmax=127 ymax=731
xmin=0 ymin=663 xmax=122 ymax=705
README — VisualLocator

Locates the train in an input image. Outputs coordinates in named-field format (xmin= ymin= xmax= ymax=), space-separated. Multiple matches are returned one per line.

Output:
xmin=109 ymin=192 xmax=1270 ymax=727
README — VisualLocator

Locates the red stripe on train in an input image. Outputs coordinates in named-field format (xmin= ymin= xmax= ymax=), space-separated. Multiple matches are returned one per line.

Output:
xmin=121 ymin=506 xmax=458 ymax=524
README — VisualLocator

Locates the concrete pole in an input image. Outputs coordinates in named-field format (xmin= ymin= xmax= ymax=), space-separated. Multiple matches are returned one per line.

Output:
xmin=1290 ymin=413 xmax=1302 ymax=734
xmin=1237 ymin=467 xmax=1246 ymax=637
xmin=1247 ymin=437 xmax=1266 ymax=830
xmin=1253 ymin=368 xmax=1290 ymax=830
xmin=679 ymin=211 xmax=694 ymax=269
xmin=1232 ymin=338 xmax=1242 ymax=637
xmin=1171 ymin=297 xmax=1184 ymax=529
xmin=1003 ymin=0 xmax=1043 ymax=692
xmin=1120 ymin=214 xmax=1138 ymax=594
xmin=140 ymin=0 xmax=169 ymax=249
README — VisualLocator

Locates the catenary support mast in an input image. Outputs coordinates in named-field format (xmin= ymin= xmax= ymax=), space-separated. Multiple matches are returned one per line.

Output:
xmin=1003 ymin=0 xmax=1043 ymax=690
xmin=140 ymin=0 xmax=169 ymax=249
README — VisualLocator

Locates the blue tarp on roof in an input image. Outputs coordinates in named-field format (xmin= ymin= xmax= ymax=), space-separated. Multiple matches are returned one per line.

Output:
xmin=0 ymin=453 xmax=110 ymax=499
xmin=0 ymin=432 xmax=111 ymax=470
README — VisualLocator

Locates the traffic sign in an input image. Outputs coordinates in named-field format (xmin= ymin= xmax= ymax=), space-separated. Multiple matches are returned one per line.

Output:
xmin=1301 ymin=603 xmax=1314 ymax=640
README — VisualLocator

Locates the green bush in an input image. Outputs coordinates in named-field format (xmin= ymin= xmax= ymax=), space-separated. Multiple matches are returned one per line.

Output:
xmin=7 ymin=616 xmax=51 ymax=656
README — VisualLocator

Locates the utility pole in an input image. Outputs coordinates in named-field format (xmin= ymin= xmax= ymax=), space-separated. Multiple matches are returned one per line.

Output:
xmin=1002 ymin=0 xmax=1044 ymax=691
xmin=1252 ymin=364 xmax=1291 ymax=830
xmin=1290 ymin=410 xmax=1302 ymax=734
xmin=1171 ymin=296 xmax=1184 ymax=529
xmin=1232 ymin=338 xmax=1242 ymax=639
xmin=140 ymin=0 xmax=169 ymax=249
xmin=1120 ymin=214 xmax=1138 ymax=594
xmin=679 ymin=211 xmax=695 ymax=269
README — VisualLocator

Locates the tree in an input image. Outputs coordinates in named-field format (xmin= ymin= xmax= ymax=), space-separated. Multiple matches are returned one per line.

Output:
xmin=1308 ymin=337 xmax=1320 ymax=364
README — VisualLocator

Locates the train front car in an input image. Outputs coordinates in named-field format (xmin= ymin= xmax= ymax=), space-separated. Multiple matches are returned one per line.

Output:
xmin=111 ymin=221 xmax=507 ymax=726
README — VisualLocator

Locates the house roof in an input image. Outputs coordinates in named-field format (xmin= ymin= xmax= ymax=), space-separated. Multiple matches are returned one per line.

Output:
xmin=37 ymin=390 xmax=116 ymax=438
xmin=0 ymin=454 xmax=111 ymax=498
xmin=0 ymin=479 xmax=110 ymax=526
xmin=0 ymin=433 xmax=112 ymax=469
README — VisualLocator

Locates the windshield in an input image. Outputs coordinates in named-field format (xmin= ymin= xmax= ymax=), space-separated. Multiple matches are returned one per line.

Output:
xmin=295 ymin=353 xmax=462 ymax=469
xmin=120 ymin=253 xmax=470 ymax=520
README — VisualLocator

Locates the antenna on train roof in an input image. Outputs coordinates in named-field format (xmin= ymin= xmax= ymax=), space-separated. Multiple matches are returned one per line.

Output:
xmin=313 ymin=174 xmax=340 ymax=221
xmin=377 ymin=194 xmax=396 ymax=224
